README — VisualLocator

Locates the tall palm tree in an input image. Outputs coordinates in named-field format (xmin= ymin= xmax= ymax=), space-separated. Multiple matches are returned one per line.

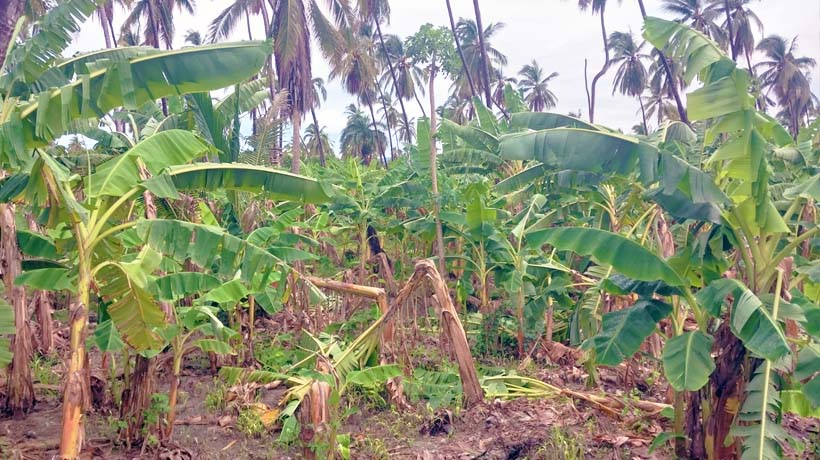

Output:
xmin=644 ymin=74 xmax=678 ymax=125
xmin=329 ymin=21 xmax=386 ymax=167
xmin=121 ymin=0 xmax=195 ymax=49
xmin=340 ymin=104 xmax=385 ymax=165
xmin=378 ymin=34 xmax=426 ymax=116
xmin=517 ymin=60 xmax=558 ymax=112
xmin=608 ymin=31 xmax=650 ymax=132
xmin=637 ymin=0 xmax=689 ymax=123
xmin=94 ymin=0 xmax=123 ymax=48
xmin=445 ymin=0 xmax=478 ymax=101
xmin=356 ymin=0 xmax=412 ymax=141
xmin=492 ymin=70 xmax=517 ymax=111
xmin=577 ymin=0 xmax=621 ymax=123
xmin=662 ymin=0 xmax=725 ymax=44
xmin=454 ymin=19 xmax=507 ymax=102
xmin=471 ymin=0 xmax=494 ymax=107
xmin=755 ymin=35 xmax=817 ymax=137
xmin=207 ymin=0 xmax=270 ymax=43
xmin=709 ymin=0 xmax=762 ymax=69
xmin=183 ymin=30 xmax=203 ymax=45
xmin=303 ymin=122 xmax=332 ymax=163
xmin=309 ymin=77 xmax=328 ymax=166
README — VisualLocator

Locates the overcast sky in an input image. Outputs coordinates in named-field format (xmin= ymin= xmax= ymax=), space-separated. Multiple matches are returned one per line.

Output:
xmin=68 ymin=0 xmax=820 ymax=147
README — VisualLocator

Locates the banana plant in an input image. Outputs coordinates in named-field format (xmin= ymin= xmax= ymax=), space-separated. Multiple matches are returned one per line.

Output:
xmin=489 ymin=17 xmax=817 ymax=460
xmin=10 ymin=129 xmax=330 ymax=457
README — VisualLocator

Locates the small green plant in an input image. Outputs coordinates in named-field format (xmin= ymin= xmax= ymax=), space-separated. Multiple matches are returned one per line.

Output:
xmin=529 ymin=426 xmax=585 ymax=460
xmin=351 ymin=435 xmax=389 ymax=460
xmin=31 ymin=354 xmax=61 ymax=396
xmin=236 ymin=408 xmax=266 ymax=438
xmin=143 ymin=393 xmax=170 ymax=436
xmin=204 ymin=381 xmax=229 ymax=413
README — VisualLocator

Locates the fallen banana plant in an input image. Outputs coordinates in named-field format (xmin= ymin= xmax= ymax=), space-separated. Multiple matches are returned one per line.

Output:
xmin=481 ymin=374 xmax=671 ymax=418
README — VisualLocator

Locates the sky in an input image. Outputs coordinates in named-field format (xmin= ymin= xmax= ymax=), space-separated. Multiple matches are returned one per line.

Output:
xmin=67 ymin=0 xmax=820 ymax=148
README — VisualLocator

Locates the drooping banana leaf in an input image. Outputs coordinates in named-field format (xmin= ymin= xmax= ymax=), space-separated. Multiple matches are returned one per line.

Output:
xmin=16 ymin=41 xmax=272 ymax=146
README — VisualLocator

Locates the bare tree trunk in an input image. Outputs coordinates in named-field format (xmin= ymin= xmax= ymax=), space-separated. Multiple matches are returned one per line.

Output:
xmin=722 ymin=0 xmax=737 ymax=60
xmin=372 ymin=15 xmax=411 ymax=141
xmin=446 ymin=0 xmax=478 ymax=100
xmin=99 ymin=6 xmax=113 ymax=49
xmin=429 ymin=64 xmax=446 ymax=276
xmin=588 ymin=7 xmax=610 ymax=123
xmin=310 ymin=108 xmax=326 ymax=166
xmin=414 ymin=90 xmax=427 ymax=118
xmin=365 ymin=101 xmax=387 ymax=168
xmin=638 ymin=94 xmax=648 ymax=134
xmin=0 ymin=0 xmax=24 ymax=65
xmin=2 ymin=204 xmax=34 ymax=417
xmin=291 ymin=111 xmax=302 ymax=173
xmin=471 ymin=0 xmax=493 ymax=107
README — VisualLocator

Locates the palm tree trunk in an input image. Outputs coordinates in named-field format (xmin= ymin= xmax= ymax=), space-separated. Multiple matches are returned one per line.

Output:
xmin=373 ymin=18 xmax=412 ymax=142
xmin=588 ymin=6 xmax=610 ymax=123
xmin=310 ymin=108 xmax=326 ymax=166
xmin=446 ymin=0 xmax=478 ymax=100
xmin=636 ymin=0 xmax=689 ymax=124
xmin=471 ymin=0 xmax=494 ymax=107
xmin=429 ymin=63 xmax=446 ymax=276
xmin=638 ymin=94 xmax=648 ymax=134
xmin=99 ymin=6 xmax=113 ymax=49
xmin=376 ymin=89 xmax=396 ymax=161
xmin=291 ymin=111 xmax=302 ymax=174
xmin=365 ymin=101 xmax=388 ymax=168
xmin=0 ymin=0 xmax=24 ymax=65
xmin=245 ymin=9 xmax=253 ymax=40
xmin=414 ymin=90 xmax=427 ymax=117
xmin=722 ymin=0 xmax=738 ymax=60
xmin=2 ymin=203 xmax=34 ymax=417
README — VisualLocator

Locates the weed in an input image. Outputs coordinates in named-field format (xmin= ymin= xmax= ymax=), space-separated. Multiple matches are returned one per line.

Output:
xmin=236 ymin=408 xmax=266 ymax=437
xmin=351 ymin=435 xmax=389 ymax=460
xmin=204 ymin=381 xmax=228 ymax=413
xmin=31 ymin=354 xmax=61 ymax=396
xmin=528 ymin=426 xmax=585 ymax=460
xmin=143 ymin=393 xmax=169 ymax=436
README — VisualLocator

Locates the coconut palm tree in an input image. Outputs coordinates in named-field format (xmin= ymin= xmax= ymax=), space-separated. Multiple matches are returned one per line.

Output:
xmin=661 ymin=0 xmax=725 ymax=43
xmin=309 ymin=77 xmax=329 ymax=166
xmin=577 ymin=0 xmax=622 ymax=123
xmin=183 ymin=30 xmax=203 ymax=45
xmin=121 ymin=0 xmax=195 ymax=49
xmin=303 ymin=122 xmax=333 ymax=163
xmin=445 ymin=0 xmax=478 ymax=101
xmin=608 ymin=31 xmax=650 ymax=132
xmin=454 ymin=19 xmax=507 ymax=102
xmin=471 ymin=0 xmax=494 ymax=107
xmin=378 ymin=34 xmax=427 ymax=116
xmin=351 ymin=0 xmax=412 ymax=142
xmin=492 ymin=70 xmax=518 ymax=111
xmin=708 ymin=0 xmax=762 ymax=69
xmin=637 ymin=0 xmax=689 ymax=123
xmin=94 ymin=0 xmax=124 ymax=48
xmin=341 ymin=104 xmax=385 ymax=165
xmin=755 ymin=35 xmax=817 ymax=137
xmin=207 ymin=0 xmax=270 ymax=42
xmin=329 ymin=21 xmax=387 ymax=166
xmin=644 ymin=77 xmax=678 ymax=125
xmin=517 ymin=60 xmax=558 ymax=112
